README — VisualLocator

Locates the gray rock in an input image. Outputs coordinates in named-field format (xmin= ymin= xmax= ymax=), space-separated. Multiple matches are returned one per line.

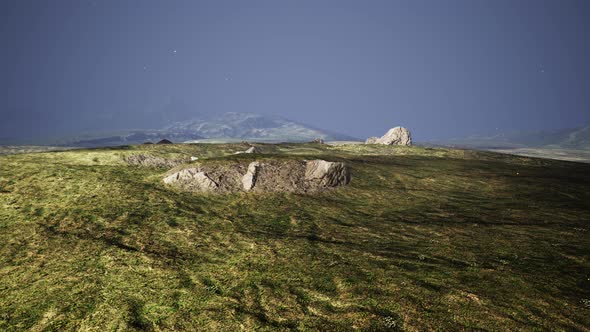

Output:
xmin=366 ymin=127 xmax=412 ymax=146
xmin=304 ymin=160 xmax=351 ymax=187
xmin=311 ymin=138 xmax=325 ymax=144
xmin=163 ymin=168 xmax=218 ymax=191
xmin=365 ymin=137 xmax=379 ymax=144
xmin=244 ymin=146 xmax=260 ymax=154
xmin=234 ymin=146 xmax=261 ymax=154
xmin=164 ymin=159 xmax=351 ymax=194
xmin=241 ymin=161 xmax=261 ymax=191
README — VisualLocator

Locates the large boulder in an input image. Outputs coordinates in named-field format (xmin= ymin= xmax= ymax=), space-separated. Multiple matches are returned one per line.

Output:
xmin=163 ymin=168 xmax=218 ymax=191
xmin=305 ymin=160 xmax=351 ymax=187
xmin=366 ymin=127 xmax=412 ymax=146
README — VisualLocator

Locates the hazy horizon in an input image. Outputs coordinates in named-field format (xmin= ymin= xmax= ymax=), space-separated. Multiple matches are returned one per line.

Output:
xmin=2 ymin=0 xmax=590 ymax=143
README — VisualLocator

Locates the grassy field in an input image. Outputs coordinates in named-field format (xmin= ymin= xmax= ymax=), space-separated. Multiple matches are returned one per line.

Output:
xmin=0 ymin=146 xmax=78 ymax=156
xmin=0 ymin=143 xmax=589 ymax=331
xmin=488 ymin=148 xmax=590 ymax=164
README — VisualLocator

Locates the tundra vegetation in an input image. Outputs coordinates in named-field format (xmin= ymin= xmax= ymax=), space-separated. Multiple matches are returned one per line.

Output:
xmin=0 ymin=142 xmax=589 ymax=331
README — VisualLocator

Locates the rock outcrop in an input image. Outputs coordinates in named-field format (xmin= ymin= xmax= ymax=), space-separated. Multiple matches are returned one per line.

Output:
xmin=163 ymin=159 xmax=350 ymax=194
xmin=241 ymin=161 xmax=261 ymax=191
xmin=305 ymin=160 xmax=350 ymax=187
xmin=366 ymin=127 xmax=412 ymax=146
xmin=163 ymin=168 xmax=218 ymax=191
xmin=244 ymin=146 xmax=260 ymax=154
xmin=234 ymin=146 xmax=261 ymax=154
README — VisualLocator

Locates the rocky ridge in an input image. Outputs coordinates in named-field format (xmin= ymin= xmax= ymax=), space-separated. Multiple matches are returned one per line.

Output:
xmin=163 ymin=159 xmax=351 ymax=193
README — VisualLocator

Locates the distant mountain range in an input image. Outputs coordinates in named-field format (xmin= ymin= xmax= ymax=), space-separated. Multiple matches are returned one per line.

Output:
xmin=67 ymin=112 xmax=357 ymax=147
xmin=435 ymin=124 xmax=590 ymax=150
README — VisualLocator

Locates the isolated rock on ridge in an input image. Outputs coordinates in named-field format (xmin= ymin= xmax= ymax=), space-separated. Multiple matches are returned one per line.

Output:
xmin=366 ymin=127 xmax=412 ymax=146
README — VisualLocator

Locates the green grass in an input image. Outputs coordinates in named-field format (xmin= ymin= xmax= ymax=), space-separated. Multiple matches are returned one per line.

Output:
xmin=1 ymin=143 xmax=589 ymax=331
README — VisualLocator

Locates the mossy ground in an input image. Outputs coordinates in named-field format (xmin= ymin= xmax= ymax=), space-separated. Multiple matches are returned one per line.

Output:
xmin=1 ymin=143 xmax=589 ymax=331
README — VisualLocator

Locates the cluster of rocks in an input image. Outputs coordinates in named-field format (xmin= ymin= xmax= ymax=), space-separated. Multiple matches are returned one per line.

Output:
xmin=163 ymin=159 xmax=350 ymax=193
xmin=366 ymin=127 xmax=412 ymax=146
xmin=310 ymin=138 xmax=325 ymax=144
xmin=124 ymin=154 xmax=189 ymax=168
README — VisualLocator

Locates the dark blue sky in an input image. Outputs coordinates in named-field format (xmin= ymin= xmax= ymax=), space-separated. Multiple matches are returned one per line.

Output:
xmin=1 ymin=0 xmax=589 ymax=141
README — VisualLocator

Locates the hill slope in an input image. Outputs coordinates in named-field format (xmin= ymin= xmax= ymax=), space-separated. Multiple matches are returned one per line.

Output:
xmin=0 ymin=144 xmax=589 ymax=330
xmin=438 ymin=124 xmax=590 ymax=150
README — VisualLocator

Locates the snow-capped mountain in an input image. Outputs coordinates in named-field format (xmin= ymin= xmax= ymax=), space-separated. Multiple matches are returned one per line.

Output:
xmin=68 ymin=112 xmax=356 ymax=147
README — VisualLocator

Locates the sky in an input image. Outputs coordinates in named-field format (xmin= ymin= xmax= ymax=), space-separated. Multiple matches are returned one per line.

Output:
xmin=1 ymin=0 xmax=589 ymax=142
